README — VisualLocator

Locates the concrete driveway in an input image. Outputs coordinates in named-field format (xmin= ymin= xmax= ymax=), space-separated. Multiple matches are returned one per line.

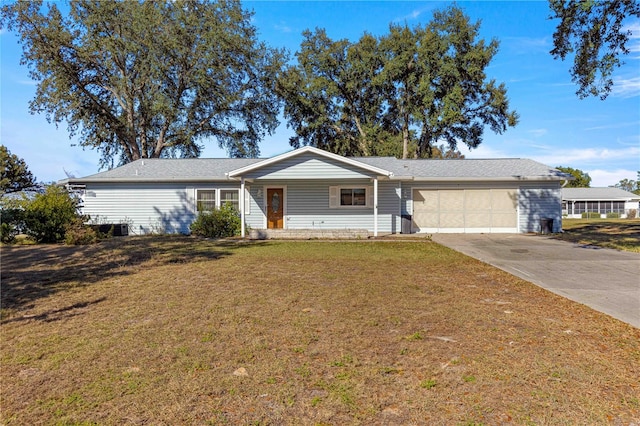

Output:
xmin=431 ymin=234 xmax=640 ymax=328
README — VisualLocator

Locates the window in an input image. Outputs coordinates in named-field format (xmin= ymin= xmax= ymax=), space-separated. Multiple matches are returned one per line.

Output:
xmin=612 ymin=201 xmax=625 ymax=213
xmin=340 ymin=188 xmax=366 ymax=206
xmin=196 ymin=190 xmax=216 ymax=211
xmin=220 ymin=189 xmax=239 ymax=211
xmin=574 ymin=201 xmax=586 ymax=214
xmin=587 ymin=201 xmax=599 ymax=212
xmin=329 ymin=186 xmax=372 ymax=208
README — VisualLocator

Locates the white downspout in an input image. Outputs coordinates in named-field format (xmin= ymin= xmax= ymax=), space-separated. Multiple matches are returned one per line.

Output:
xmin=240 ymin=177 xmax=246 ymax=238
xmin=374 ymin=177 xmax=378 ymax=237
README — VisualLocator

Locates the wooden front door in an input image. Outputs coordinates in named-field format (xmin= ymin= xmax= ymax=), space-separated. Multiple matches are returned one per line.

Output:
xmin=267 ymin=188 xmax=284 ymax=229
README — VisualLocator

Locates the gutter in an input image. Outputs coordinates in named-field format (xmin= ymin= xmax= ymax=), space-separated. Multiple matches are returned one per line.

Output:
xmin=394 ymin=176 xmax=569 ymax=182
xmin=62 ymin=177 xmax=233 ymax=184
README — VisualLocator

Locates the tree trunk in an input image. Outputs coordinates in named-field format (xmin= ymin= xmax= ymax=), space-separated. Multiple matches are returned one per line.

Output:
xmin=402 ymin=113 xmax=410 ymax=160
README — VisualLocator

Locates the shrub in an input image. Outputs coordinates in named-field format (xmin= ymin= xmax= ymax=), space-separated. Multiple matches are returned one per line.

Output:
xmin=606 ymin=212 xmax=620 ymax=219
xmin=628 ymin=209 xmax=637 ymax=219
xmin=581 ymin=212 xmax=601 ymax=219
xmin=0 ymin=206 xmax=24 ymax=244
xmin=190 ymin=203 xmax=242 ymax=238
xmin=23 ymin=185 xmax=80 ymax=243
xmin=1 ymin=222 xmax=17 ymax=244
xmin=65 ymin=217 xmax=99 ymax=245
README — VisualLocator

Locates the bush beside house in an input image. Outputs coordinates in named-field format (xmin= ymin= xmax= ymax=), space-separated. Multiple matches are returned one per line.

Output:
xmin=1 ymin=185 xmax=97 ymax=245
xmin=190 ymin=203 xmax=242 ymax=238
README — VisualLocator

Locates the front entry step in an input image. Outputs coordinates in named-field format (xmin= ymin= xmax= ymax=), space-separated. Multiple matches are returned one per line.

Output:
xmin=249 ymin=229 xmax=370 ymax=240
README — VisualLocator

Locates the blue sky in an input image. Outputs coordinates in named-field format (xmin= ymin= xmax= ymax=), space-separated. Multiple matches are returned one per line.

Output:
xmin=1 ymin=1 xmax=638 ymax=186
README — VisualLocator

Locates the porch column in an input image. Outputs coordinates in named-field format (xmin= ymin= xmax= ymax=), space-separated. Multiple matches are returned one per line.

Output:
xmin=374 ymin=177 xmax=378 ymax=237
xmin=240 ymin=177 xmax=246 ymax=238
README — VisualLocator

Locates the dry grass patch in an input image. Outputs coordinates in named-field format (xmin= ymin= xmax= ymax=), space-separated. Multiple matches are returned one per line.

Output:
xmin=556 ymin=219 xmax=640 ymax=252
xmin=2 ymin=236 xmax=639 ymax=425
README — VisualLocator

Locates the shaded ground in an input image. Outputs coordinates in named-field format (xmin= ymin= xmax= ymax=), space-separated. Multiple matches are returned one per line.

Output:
xmin=556 ymin=218 xmax=640 ymax=252
xmin=1 ymin=237 xmax=639 ymax=425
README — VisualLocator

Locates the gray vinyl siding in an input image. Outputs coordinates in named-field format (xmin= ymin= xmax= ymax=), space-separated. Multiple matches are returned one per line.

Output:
xmin=245 ymin=185 xmax=265 ymax=230
xmin=82 ymin=182 xmax=241 ymax=235
xmin=243 ymin=153 xmax=376 ymax=180
xmin=245 ymin=179 xmax=400 ymax=233
xmin=518 ymin=183 xmax=563 ymax=233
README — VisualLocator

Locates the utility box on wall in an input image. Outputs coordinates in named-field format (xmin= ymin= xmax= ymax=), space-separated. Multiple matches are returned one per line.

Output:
xmin=401 ymin=215 xmax=412 ymax=234
xmin=539 ymin=218 xmax=554 ymax=234
xmin=92 ymin=224 xmax=129 ymax=236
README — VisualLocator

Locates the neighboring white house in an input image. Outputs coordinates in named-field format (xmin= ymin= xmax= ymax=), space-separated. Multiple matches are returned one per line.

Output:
xmin=61 ymin=146 xmax=571 ymax=237
xmin=562 ymin=187 xmax=640 ymax=219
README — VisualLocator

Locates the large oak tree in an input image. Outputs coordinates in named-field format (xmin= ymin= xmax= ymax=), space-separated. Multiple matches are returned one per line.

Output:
xmin=277 ymin=6 xmax=518 ymax=159
xmin=278 ymin=29 xmax=386 ymax=156
xmin=549 ymin=0 xmax=640 ymax=99
xmin=1 ymin=0 xmax=286 ymax=167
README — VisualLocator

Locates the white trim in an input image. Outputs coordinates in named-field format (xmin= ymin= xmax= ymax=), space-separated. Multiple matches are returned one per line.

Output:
xmin=374 ymin=178 xmax=378 ymax=237
xmin=195 ymin=188 xmax=217 ymax=212
xmin=228 ymin=146 xmax=393 ymax=178
xmin=414 ymin=227 xmax=519 ymax=234
xmin=407 ymin=176 xmax=567 ymax=182
xmin=240 ymin=179 xmax=245 ymax=238
xmin=244 ymin=186 xmax=251 ymax=214
xmin=263 ymin=185 xmax=287 ymax=229
xmin=218 ymin=188 xmax=240 ymax=210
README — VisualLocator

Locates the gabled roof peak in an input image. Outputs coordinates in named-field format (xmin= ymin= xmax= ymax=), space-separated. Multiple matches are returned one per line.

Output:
xmin=228 ymin=146 xmax=394 ymax=178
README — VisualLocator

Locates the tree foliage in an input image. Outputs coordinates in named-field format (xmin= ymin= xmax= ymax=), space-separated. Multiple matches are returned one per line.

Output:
xmin=278 ymin=29 xmax=386 ymax=156
xmin=0 ymin=145 xmax=37 ymax=195
xmin=614 ymin=175 xmax=640 ymax=195
xmin=277 ymin=6 xmax=518 ymax=159
xmin=1 ymin=0 xmax=285 ymax=167
xmin=23 ymin=185 xmax=80 ymax=243
xmin=556 ymin=166 xmax=592 ymax=187
xmin=549 ymin=0 xmax=640 ymax=99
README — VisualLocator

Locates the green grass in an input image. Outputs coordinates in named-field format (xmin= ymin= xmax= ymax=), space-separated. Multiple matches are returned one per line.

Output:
xmin=1 ymin=236 xmax=639 ymax=424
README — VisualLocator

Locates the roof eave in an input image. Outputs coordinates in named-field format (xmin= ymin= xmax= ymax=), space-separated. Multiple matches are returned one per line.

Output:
xmin=563 ymin=197 xmax=639 ymax=201
xmin=409 ymin=176 xmax=567 ymax=182
xmin=64 ymin=177 xmax=232 ymax=184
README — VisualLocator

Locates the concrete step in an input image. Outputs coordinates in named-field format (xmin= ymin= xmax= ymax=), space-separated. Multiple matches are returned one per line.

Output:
xmin=249 ymin=228 xmax=370 ymax=240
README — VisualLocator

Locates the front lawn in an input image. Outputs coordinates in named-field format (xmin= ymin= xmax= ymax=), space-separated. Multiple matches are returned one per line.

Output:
xmin=557 ymin=218 xmax=640 ymax=252
xmin=1 ymin=237 xmax=638 ymax=424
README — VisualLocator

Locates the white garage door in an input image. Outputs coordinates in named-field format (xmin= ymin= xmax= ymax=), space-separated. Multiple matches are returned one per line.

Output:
xmin=412 ymin=189 xmax=518 ymax=233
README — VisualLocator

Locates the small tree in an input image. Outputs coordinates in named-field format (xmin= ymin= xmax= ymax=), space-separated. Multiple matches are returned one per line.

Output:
xmin=0 ymin=145 xmax=38 ymax=196
xmin=556 ymin=166 xmax=591 ymax=188
xmin=614 ymin=177 xmax=639 ymax=194
xmin=23 ymin=185 xmax=80 ymax=243
xmin=0 ymin=198 xmax=24 ymax=244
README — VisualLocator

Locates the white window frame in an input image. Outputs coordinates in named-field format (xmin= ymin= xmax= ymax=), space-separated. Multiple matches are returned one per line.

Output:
xmin=329 ymin=186 xmax=374 ymax=209
xmin=195 ymin=189 xmax=217 ymax=212
xmin=219 ymin=189 xmax=240 ymax=211
xmin=194 ymin=188 xmax=249 ymax=214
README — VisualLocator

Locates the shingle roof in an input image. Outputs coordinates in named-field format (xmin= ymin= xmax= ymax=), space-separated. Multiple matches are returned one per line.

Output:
xmin=65 ymin=158 xmax=263 ymax=183
xmin=64 ymin=152 xmax=569 ymax=183
xmin=355 ymin=157 xmax=568 ymax=180
xmin=562 ymin=187 xmax=640 ymax=200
